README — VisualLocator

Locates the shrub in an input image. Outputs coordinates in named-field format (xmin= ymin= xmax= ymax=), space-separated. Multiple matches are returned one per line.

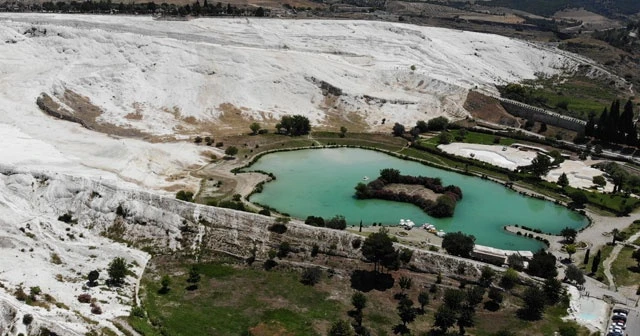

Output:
xmin=131 ymin=306 xmax=145 ymax=318
xmin=277 ymin=242 xmax=291 ymax=259
xmin=22 ymin=314 xmax=33 ymax=325
xmin=311 ymin=244 xmax=319 ymax=257
xmin=300 ymin=267 xmax=322 ymax=286
xmin=14 ymin=287 xmax=27 ymax=301
xmin=58 ymin=213 xmax=73 ymax=223
xmin=91 ymin=305 xmax=103 ymax=314
xmin=78 ymin=293 xmax=92 ymax=303
xmin=267 ymin=223 xmax=287 ymax=234
xmin=351 ymin=238 xmax=362 ymax=249
xmin=108 ymin=257 xmax=128 ymax=286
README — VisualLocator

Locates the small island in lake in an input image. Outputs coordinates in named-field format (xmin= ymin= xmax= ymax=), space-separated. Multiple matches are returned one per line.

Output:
xmin=354 ymin=168 xmax=463 ymax=218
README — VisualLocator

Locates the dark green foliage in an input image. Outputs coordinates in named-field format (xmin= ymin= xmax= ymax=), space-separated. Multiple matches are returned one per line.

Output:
xmin=268 ymin=223 xmax=287 ymax=234
xmin=560 ymin=227 xmax=577 ymax=244
xmin=518 ymin=285 xmax=545 ymax=321
xmin=326 ymin=215 xmax=347 ymax=230
xmin=107 ymin=257 xmax=128 ymax=286
xmin=351 ymin=238 xmax=362 ymax=249
xmin=434 ymin=305 xmax=457 ymax=332
xmin=591 ymin=250 xmax=601 ymax=274
xmin=632 ymin=248 xmax=640 ymax=268
xmin=565 ymin=264 xmax=585 ymax=285
xmin=398 ymin=276 xmax=412 ymax=292
xmin=277 ymin=241 xmax=291 ymax=259
xmin=438 ymin=132 xmax=452 ymax=145
xmin=417 ymin=291 xmax=429 ymax=312
xmin=159 ymin=275 xmax=171 ymax=294
xmin=466 ymin=286 xmax=485 ymax=308
xmin=499 ymin=268 xmax=518 ymax=290
xmin=396 ymin=296 xmax=417 ymax=327
xmin=569 ymin=191 xmax=588 ymax=208
xmin=361 ymin=229 xmax=399 ymax=272
xmin=305 ymin=215 xmax=326 ymax=227
xmin=328 ymin=320 xmax=354 ymax=336
xmin=258 ymin=209 xmax=271 ymax=216
xmin=416 ymin=120 xmax=428 ymax=133
xmin=57 ymin=213 xmax=73 ymax=223
xmin=528 ymin=153 xmax=552 ymax=178
xmin=276 ymin=115 xmax=311 ymax=136
xmin=527 ymin=250 xmax=558 ymax=279
xmin=488 ymin=287 xmax=503 ymax=304
xmin=491 ymin=330 xmax=516 ymax=336
xmin=311 ymin=244 xmax=320 ymax=257
xmin=507 ymin=254 xmax=525 ymax=271
xmin=392 ymin=123 xmax=405 ymax=136
xmin=441 ymin=232 xmax=475 ymax=258
xmin=88 ymin=270 xmax=99 ymax=286
xmin=479 ymin=265 xmax=496 ymax=287
xmin=300 ymin=267 xmax=322 ymax=286
xmin=558 ymin=324 xmax=578 ymax=336
xmin=263 ymin=259 xmax=277 ymax=270
xmin=186 ymin=265 xmax=201 ymax=290
xmin=175 ymin=190 xmax=194 ymax=202
xmin=543 ymin=277 xmax=562 ymax=305
xmin=557 ymin=173 xmax=569 ymax=188
xmin=457 ymin=306 xmax=475 ymax=335
xmin=22 ymin=314 xmax=33 ymax=325
xmin=250 ymin=122 xmax=261 ymax=135
xmin=443 ymin=288 xmax=465 ymax=311
xmin=583 ymin=248 xmax=590 ymax=265
xmin=399 ymin=248 xmax=413 ymax=264
xmin=349 ymin=270 xmax=394 ymax=292
xmin=427 ymin=116 xmax=449 ymax=131
xmin=351 ymin=291 xmax=367 ymax=311
xmin=225 ymin=146 xmax=239 ymax=156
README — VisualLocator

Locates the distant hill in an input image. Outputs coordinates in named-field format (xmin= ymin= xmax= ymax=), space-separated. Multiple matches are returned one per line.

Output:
xmin=484 ymin=0 xmax=640 ymax=18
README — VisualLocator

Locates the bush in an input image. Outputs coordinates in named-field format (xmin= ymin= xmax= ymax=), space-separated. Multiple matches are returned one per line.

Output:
xmin=91 ymin=305 xmax=103 ymax=314
xmin=131 ymin=306 xmax=145 ymax=318
xmin=258 ymin=209 xmax=271 ymax=216
xmin=441 ymin=232 xmax=475 ymax=257
xmin=351 ymin=238 xmax=362 ymax=249
xmin=225 ymin=146 xmax=239 ymax=156
xmin=108 ymin=257 xmax=128 ymax=286
xmin=22 ymin=314 xmax=33 ymax=325
xmin=311 ymin=244 xmax=319 ymax=257
xmin=277 ymin=242 xmax=291 ymax=259
xmin=267 ymin=223 xmax=287 ymax=234
xmin=176 ymin=190 xmax=194 ymax=202
xmin=78 ymin=293 xmax=92 ymax=303
xmin=300 ymin=267 xmax=322 ymax=286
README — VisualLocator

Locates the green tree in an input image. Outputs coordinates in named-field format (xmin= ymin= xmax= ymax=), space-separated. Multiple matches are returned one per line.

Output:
xmin=427 ymin=116 xmax=449 ymax=131
xmin=592 ymin=175 xmax=606 ymax=187
xmin=277 ymin=115 xmax=311 ymax=136
xmin=434 ymin=305 xmax=457 ymax=333
xmin=507 ymin=254 xmax=525 ymax=271
xmin=87 ymin=270 xmax=99 ymax=286
xmin=488 ymin=287 xmax=504 ymax=304
xmin=465 ymin=286 xmax=485 ymax=308
xmin=249 ymin=122 xmax=261 ymax=135
xmin=558 ymin=324 xmax=578 ymax=336
xmin=519 ymin=285 xmax=545 ymax=320
xmin=397 ymin=296 xmax=417 ymax=326
xmin=399 ymin=248 xmax=413 ymax=264
xmin=352 ymin=291 xmax=367 ymax=311
xmin=560 ymin=227 xmax=577 ymax=244
xmin=159 ymin=275 xmax=171 ymax=294
xmin=225 ymin=146 xmax=239 ymax=156
xmin=565 ymin=264 xmax=585 ymax=285
xmin=441 ymin=232 xmax=475 ymax=258
xmin=591 ymin=250 xmax=601 ymax=274
xmin=392 ymin=123 xmax=405 ymax=136
xmin=457 ymin=306 xmax=475 ymax=335
xmin=399 ymin=276 xmax=412 ymax=292
xmin=632 ymin=248 xmax=640 ymax=268
xmin=417 ymin=291 xmax=429 ymax=312
xmin=479 ymin=265 xmax=495 ymax=287
xmin=527 ymin=250 xmax=558 ymax=279
xmin=557 ymin=173 xmax=569 ymax=188
xmin=569 ymin=191 xmax=588 ymax=208
xmin=543 ymin=277 xmax=562 ymax=305
xmin=565 ymin=244 xmax=576 ymax=261
xmin=500 ymin=268 xmax=518 ymax=290
xmin=443 ymin=288 xmax=466 ymax=310
xmin=340 ymin=126 xmax=348 ymax=138
xmin=611 ymin=228 xmax=622 ymax=244
xmin=583 ymin=248 xmax=590 ymax=265
xmin=438 ymin=131 xmax=452 ymax=145
xmin=361 ymin=228 xmax=398 ymax=273
xmin=187 ymin=265 xmax=201 ymax=289
xmin=416 ymin=120 xmax=428 ymax=133
xmin=107 ymin=257 xmax=128 ymax=286
xmin=327 ymin=320 xmax=354 ymax=336
xmin=326 ymin=215 xmax=347 ymax=230
xmin=529 ymin=153 xmax=551 ymax=178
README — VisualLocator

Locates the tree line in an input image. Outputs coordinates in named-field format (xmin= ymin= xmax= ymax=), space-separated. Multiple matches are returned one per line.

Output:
xmin=1 ymin=0 xmax=268 ymax=17
xmin=585 ymin=99 xmax=638 ymax=146
xmin=354 ymin=168 xmax=463 ymax=218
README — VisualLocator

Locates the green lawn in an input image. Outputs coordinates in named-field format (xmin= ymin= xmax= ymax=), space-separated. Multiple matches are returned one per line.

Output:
xmin=419 ymin=130 xmax=517 ymax=148
xmin=621 ymin=220 xmax=640 ymax=241
xmin=133 ymin=262 xmax=344 ymax=336
xmin=581 ymin=245 xmax=614 ymax=284
xmin=611 ymin=246 xmax=640 ymax=287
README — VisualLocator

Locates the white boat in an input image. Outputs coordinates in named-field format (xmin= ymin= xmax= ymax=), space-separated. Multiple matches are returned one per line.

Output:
xmin=436 ymin=230 xmax=446 ymax=237
xmin=362 ymin=176 xmax=369 ymax=181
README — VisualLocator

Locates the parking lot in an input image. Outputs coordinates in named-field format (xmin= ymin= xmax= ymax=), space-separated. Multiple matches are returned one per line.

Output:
xmin=607 ymin=306 xmax=639 ymax=336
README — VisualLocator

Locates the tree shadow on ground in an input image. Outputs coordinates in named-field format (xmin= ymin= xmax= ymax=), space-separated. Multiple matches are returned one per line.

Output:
xmin=483 ymin=301 xmax=500 ymax=312
xmin=350 ymin=270 xmax=394 ymax=292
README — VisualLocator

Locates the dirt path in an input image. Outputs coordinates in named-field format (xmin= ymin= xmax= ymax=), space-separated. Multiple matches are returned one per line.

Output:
xmin=603 ymin=230 xmax=640 ymax=291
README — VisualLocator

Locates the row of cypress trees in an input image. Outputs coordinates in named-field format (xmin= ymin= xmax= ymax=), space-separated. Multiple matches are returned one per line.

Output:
xmin=585 ymin=99 xmax=638 ymax=146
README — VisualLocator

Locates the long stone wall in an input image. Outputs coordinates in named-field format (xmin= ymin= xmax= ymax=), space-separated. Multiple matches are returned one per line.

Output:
xmin=498 ymin=98 xmax=586 ymax=133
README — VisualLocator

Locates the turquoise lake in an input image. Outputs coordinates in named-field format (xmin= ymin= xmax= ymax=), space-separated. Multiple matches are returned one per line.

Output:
xmin=247 ymin=148 xmax=588 ymax=251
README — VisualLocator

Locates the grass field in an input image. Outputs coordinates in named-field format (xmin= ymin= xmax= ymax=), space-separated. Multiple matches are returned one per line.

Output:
xmin=132 ymin=258 xmax=592 ymax=336
xmin=418 ymin=129 xmax=518 ymax=148
xmin=611 ymin=246 xmax=640 ymax=287
xmin=581 ymin=244 xmax=614 ymax=284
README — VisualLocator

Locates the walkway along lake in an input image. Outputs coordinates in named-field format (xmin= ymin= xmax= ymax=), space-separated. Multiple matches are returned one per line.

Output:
xmin=247 ymin=148 xmax=588 ymax=251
